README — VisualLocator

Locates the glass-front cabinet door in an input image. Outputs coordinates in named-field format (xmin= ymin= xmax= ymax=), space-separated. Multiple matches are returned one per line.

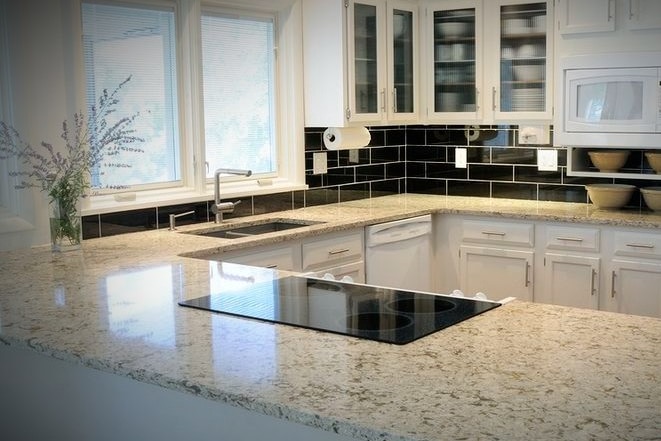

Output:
xmin=492 ymin=1 xmax=551 ymax=120
xmin=425 ymin=0 xmax=552 ymax=123
xmin=387 ymin=1 xmax=418 ymax=121
xmin=349 ymin=0 xmax=386 ymax=122
xmin=428 ymin=1 xmax=481 ymax=121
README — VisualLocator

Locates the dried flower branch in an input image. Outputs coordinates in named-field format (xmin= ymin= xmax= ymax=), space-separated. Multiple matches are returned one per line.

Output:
xmin=0 ymin=75 xmax=144 ymax=200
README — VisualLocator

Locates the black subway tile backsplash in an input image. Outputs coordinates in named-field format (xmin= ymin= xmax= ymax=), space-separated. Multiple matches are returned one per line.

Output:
xmin=83 ymin=124 xmax=660 ymax=240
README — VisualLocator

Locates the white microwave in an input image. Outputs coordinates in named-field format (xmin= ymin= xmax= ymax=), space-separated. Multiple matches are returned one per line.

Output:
xmin=556 ymin=52 xmax=661 ymax=147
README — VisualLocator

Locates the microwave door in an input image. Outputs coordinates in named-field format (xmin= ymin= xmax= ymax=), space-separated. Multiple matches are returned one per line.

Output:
xmin=566 ymin=68 xmax=658 ymax=133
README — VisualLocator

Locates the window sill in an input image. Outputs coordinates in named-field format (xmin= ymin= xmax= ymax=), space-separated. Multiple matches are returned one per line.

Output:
xmin=82 ymin=179 xmax=308 ymax=216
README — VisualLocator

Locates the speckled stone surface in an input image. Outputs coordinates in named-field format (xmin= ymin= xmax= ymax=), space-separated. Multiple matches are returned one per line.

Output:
xmin=1 ymin=195 xmax=660 ymax=440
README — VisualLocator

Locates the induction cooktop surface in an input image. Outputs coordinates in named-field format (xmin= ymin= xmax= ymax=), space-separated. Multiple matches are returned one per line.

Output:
xmin=178 ymin=276 xmax=501 ymax=344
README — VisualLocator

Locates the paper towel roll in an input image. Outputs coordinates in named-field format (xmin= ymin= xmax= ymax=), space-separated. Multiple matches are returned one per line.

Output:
xmin=323 ymin=126 xmax=371 ymax=150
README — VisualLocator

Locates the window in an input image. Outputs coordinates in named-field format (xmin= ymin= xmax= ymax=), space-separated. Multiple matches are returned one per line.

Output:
xmin=201 ymin=11 xmax=277 ymax=178
xmin=82 ymin=1 xmax=180 ymax=190
xmin=78 ymin=0 xmax=303 ymax=213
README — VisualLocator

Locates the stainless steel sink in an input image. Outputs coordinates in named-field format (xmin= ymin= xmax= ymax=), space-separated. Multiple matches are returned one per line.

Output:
xmin=188 ymin=219 xmax=324 ymax=239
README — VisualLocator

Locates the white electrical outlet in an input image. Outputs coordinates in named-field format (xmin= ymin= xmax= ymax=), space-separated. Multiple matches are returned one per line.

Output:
xmin=313 ymin=152 xmax=327 ymax=174
xmin=537 ymin=149 xmax=558 ymax=171
xmin=349 ymin=149 xmax=359 ymax=163
xmin=455 ymin=148 xmax=467 ymax=168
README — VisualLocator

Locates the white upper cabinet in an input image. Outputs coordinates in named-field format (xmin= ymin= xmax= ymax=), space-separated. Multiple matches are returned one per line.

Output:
xmin=558 ymin=0 xmax=661 ymax=34
xmin=556 ymin=0 xmax=615 ymax=34
xmin=302 ymin=0 xmax=419 ymax=127
xmin=626 ymin=0 xmax=661 ymax=30
xmin=423 ymin=0 xmax=553 ymax=124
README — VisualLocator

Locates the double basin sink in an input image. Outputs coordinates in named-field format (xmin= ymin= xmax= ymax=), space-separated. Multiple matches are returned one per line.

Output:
xmin=186 ymin=219 xmax=324 ymax=239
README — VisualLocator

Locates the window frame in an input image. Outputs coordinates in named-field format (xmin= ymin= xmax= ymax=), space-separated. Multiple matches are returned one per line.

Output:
xmin=77 ymin=0 xmax=306 ymax=216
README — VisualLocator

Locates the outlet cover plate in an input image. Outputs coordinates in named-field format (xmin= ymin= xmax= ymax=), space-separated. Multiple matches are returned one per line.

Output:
xmin=313 ymin=152 xmax=327 ymax=174
xmin=455 ymin=148 xmax=467 ymax=168
xmin=537 ymin=149 xmax=558 ymax=171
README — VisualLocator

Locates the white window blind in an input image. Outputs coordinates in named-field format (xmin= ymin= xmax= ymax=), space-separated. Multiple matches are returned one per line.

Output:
xmin=201 ymin=12 xmax=277 ymax=178
xmin=82 ymin=2 xmax=180 ymax=189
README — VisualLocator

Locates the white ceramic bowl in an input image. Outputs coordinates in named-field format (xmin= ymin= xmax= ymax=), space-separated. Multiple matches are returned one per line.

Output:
xmin=588 ymin=150 xmax=630 ymax=173
xmin=436 ymin=21 xmax=469 ymax=38
xmin=641 ymin=187 xmax=661 ymax=211
xmin=586 ymin=184 xmax=636 ymax=209
xmin=512 ymin=64 xmax=544 ymax=81
xmin=645 ymin=152 xmax=661 ymax=174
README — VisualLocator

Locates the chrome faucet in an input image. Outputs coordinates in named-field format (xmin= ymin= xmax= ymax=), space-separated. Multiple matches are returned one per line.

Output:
xmin=212 ymin=168 xmax=252 ymax=223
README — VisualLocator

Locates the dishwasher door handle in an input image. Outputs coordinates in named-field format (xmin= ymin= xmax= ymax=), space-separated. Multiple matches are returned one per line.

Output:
xmin=367 ymin=216 xmax=432 ymax=247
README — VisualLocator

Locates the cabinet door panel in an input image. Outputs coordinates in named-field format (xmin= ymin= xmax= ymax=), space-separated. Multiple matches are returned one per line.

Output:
xmin=627 ymin=0 xmax=661 ymax=30
xmin=460 ymin=245 xmax=534 ymax=301
xmin=557 ymin=0 xmax=614 ymax=34
xmin=491 ymin=0 xmax=553 ymax=121
xmin=611 ymin=260 xmax=661 ymax=318
xmin=544 ymin=253 xmax=599 ymax=309
xmin=349 ymin=0 xmax=386 ymax=121
xmin=388 ymin=1 xmax=418 ymax=120
xmin=426 ymin=0 xmax=481 ymax=121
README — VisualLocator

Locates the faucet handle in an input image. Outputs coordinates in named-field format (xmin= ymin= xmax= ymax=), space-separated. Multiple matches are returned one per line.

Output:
xmin=233 ymin=199 xmax=242 ymax=207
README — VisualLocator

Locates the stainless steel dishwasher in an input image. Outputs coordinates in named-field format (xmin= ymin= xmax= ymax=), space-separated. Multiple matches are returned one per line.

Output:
xmin=365 ymin=214 xmax=432 ymax=292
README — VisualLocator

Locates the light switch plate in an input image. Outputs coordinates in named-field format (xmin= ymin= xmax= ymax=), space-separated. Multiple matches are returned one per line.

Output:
xmin=455 ymin=148 xmax=467 ymax=168
xmin=313 ymin=152 xmax=327 ymax=174
xmin=349 ymin=149 xmax=360 ymax=164
xmin=537 ymin=148 xmax=558 ymax=171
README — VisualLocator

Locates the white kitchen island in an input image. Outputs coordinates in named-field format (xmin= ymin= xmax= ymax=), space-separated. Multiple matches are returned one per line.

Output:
xmin=1 ymin=195 xmax=660 ymax=441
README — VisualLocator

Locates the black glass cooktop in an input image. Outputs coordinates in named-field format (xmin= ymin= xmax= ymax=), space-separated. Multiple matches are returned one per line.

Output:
xmin=178 ymin=276 xmax=500 ymax=345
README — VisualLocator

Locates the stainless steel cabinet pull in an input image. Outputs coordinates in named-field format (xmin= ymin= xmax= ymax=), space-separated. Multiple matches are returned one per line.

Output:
xmin=380 ymin=88 xmax=386 ymax=112
xmin=525 ymin=262 xmax=530 ymax=287
xmin=328 ymin=248 xmax=350 ymax=255
xmin=629 ymin=0 xmax=634 ymax=19
xmin=611 ymin=271 xmax=616 ymax=298
xmin=475 ymin=87 xmax=480 ymax=111
xmin=392 ymin=89 xmax=398 ymax=113
xmin=266 ymin=264 xmax=278 ymax=269
xmin=590 ymin=269 xmax=596 ymax=296
xmin=625 ymin=243 xmax=655 ymax=249
xmin=491 ymin=87 xmax=497 ymax=111
xmin=481 ymin=231 xmax=506 ymax=236
xmin=556 ymin=236 xmax=583 ymax=242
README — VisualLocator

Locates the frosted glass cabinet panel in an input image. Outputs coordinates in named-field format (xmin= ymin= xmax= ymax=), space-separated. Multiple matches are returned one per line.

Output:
xmin=498 ymin=2 xmax=548 ymax=115
xmin=391 ymin=8 xmax=415 ymax=114
xmin=352 ymin=2 xmax=382 ymax=116
xmin=432 ymin=8 xmax=477 ymax=114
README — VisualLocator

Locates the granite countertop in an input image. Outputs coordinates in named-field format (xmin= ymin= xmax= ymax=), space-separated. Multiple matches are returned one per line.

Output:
xmin=1 ymin=195 xmax=660 ymax=440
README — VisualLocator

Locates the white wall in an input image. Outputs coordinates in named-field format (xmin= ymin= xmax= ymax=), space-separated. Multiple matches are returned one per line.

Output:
xmin=0 ymin=0 xmax=80 ymax=251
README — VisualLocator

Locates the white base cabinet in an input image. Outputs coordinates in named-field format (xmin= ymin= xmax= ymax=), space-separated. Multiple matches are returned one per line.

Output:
xmin=435 ymin=215 xmax=535 ymax=301
xmin=202 ymin=229 xmax=366 ymax=284
xmin=435 ymin=213 xmax=661 ymax=318
xmin=543 ymin=253 xmax=599 ymax=309
xmin=460 ymin=245 xmax=534 ymax=301
xmin=609 ymin=260 xmax=661 ymax=318
xmin=604 ymin=228 xmax=661 ymax=318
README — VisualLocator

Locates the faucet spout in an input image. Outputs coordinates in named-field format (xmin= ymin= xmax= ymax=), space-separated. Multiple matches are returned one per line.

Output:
xmin=213 ymin=168 xmax=252 ymax=223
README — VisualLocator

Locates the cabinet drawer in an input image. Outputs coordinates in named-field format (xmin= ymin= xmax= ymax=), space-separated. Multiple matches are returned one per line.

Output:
xmin=222 ymin=245 xmax=298 ymax=271
xmin=461 ymin=220 xmax=534 ymax=247
xmin=545 ymin=225 xmax=600 ymax=252
xmin=302 ymin=230 xmax=364 ymax=271
xmin=613 ymin=231 xmax=661 ymax=260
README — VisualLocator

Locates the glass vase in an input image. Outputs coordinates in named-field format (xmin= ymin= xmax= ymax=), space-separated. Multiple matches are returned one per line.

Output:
xmin=49 ymin=196 xmax=82 ymax=252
